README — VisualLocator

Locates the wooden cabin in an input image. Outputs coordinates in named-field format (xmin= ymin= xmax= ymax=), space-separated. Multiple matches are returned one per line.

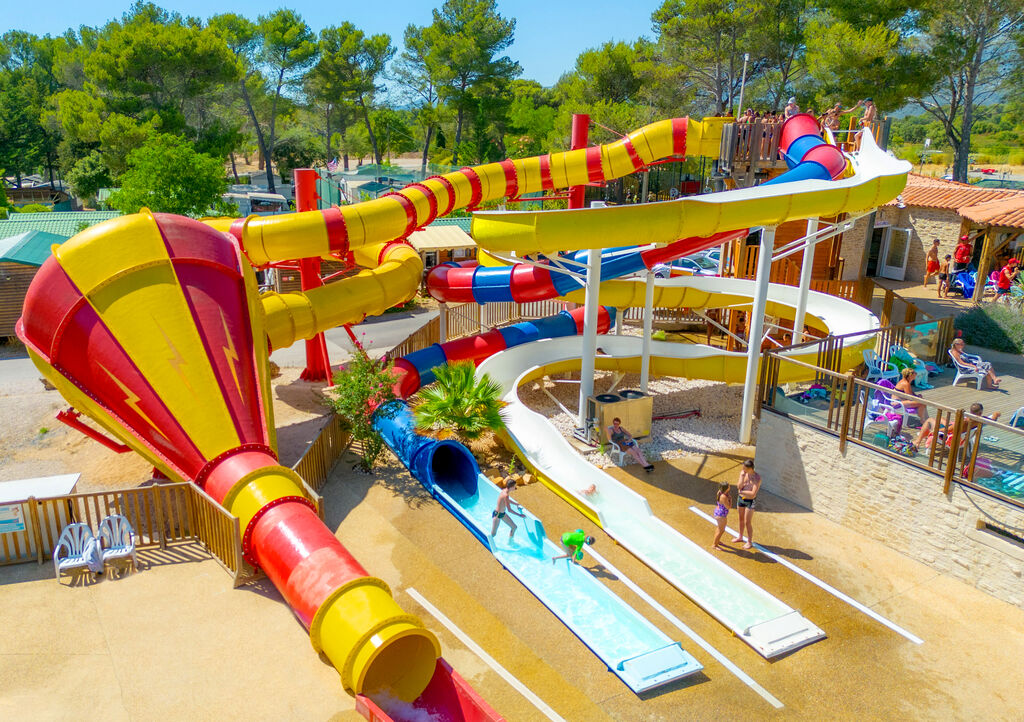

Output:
xmin=0 ymin=230 xmax=68 ymax=337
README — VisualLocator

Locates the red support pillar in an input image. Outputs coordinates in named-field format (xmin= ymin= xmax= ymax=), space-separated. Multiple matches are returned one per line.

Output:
xmin=569 ymin=113 xmax=590 ymax=210
xmin=294 ymin=168 xmax=332 ymax=382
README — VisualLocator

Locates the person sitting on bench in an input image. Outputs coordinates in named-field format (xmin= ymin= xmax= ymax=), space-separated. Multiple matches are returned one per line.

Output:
xmin=607 ymin=417 xmax=654 ymax=472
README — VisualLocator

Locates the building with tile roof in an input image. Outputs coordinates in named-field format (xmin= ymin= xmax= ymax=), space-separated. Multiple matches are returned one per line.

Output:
xmin=843 ymin=175 xmax=1024 ymax=286
xmin=958 ymin=196 xmax=1024 ymax=230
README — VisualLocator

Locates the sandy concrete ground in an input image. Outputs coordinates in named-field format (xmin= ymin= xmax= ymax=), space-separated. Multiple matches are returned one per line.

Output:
xmin=7 ymin=444 xmax=1023 ymax=720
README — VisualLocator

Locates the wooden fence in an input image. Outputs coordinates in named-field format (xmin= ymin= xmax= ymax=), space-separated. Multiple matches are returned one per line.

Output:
xmin=0 ymin=482 xmax=256 ymax=585
xmin=386 ymin=316 xmax=440 ymax=360
xmin=772 ymin=316 xmax=955 ymax=372
xmin=291 ymin=414 xmax=350 ymax=495
xmin=758 ymin=351 xmax=1024 ymax=512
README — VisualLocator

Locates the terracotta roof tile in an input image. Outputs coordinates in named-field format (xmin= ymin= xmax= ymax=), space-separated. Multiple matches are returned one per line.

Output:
xmin=958 ymin=196 xmax=1024 ymax=230
xmin=886 ymin=174 xmax=1022 ymax=211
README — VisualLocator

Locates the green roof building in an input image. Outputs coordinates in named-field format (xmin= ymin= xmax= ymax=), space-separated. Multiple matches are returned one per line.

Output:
xmin=0 ymin=211 xmax=122 ymax=241
xmin=0 ymin=230 xmax=69 ymax=266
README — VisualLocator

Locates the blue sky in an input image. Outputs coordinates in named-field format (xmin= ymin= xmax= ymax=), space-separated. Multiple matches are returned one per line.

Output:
xmin=5 ymin=1 xmax=664 ymax=87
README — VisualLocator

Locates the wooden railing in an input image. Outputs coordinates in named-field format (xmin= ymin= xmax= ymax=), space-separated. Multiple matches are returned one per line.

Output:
xmin=446 ymin=302 xmax=482 ymax=339
xmin=759 ymin=351 xmax=1024 ymax=511
xmin=386 ymin=316 xmax=440 ymax=360
xmin=185 ymin=483 xmax=253 ymax=585
xmin=0 ymin=482 xmax=257 ymax=585
xmin=518 ymin=299 xmax=571 ymax=319
xmin=481 ymin=302 xmax=519 ymax=329
xmin=621 ymin=306 xmax=703 ymax=326
xmin=775 ymin=316 xmax=955 ymax=372
xmin=292 ymin=414 xmax=350 ymax=495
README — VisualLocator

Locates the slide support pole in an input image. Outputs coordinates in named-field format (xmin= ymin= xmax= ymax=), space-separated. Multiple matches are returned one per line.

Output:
xmin=793 ymin=217 xmax=818 ymax=343
xmin=569 ymin=114 xmax=589 ymax=210
xmin=640 ymin=271 xmax=655 ymax=392
xmin=739 ymin=226 xmax=776 ymax=444
xmin=439 ymin=302 xmax=447 ymax=343
xmin=294 ymin=168 xmax=331 ymax=382
xmin=578 ymin=244 xmax=603 ymax=429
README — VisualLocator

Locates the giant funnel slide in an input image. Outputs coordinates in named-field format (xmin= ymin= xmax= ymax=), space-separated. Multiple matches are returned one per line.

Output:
xmin=17 ymin=117 xmax=730 ymax=710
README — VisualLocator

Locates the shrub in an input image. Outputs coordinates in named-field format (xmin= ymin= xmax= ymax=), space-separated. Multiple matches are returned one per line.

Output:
xmin=326 ymin=351 xmax=400 ymax=471
xmin=413 ymin=362 xmax=506 ymax=442
xmin=954 ymin=304 xmax=1024 ymax=354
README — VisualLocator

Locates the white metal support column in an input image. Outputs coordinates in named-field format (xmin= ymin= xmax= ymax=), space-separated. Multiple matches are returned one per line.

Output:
xmin=577 ymin=247 xmax=603 ymax=428
xmin=739 ymin=226 xmax=776 ymax=445
xmin=640 ymin=270 xmax=655 ymax=392
xmin=438 ymin=302 xmax=447 ymax=343
xmin=792 ymin=218 xmax=818 ymax=344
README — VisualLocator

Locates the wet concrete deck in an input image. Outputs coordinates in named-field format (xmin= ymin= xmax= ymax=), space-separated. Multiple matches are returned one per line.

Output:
xmin=3 ymin=449 xmax=1024 ymax=719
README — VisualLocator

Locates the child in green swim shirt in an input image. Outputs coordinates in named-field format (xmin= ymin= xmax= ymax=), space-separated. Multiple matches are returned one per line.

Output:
xmin=551 ymin=529 xmax=595 ymax=564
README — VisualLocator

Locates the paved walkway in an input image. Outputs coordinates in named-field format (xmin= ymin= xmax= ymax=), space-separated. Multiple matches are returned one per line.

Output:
xmin=5 ymin=450 xmax=1024 ymax=719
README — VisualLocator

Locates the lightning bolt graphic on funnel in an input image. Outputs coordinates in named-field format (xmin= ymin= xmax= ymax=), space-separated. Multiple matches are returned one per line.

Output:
xmin=15 ymin=116 xmax=777 ymax=707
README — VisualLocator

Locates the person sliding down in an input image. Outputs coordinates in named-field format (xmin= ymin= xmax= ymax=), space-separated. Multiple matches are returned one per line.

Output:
xmin=552 ymin=529 xmax=595 ymax=564
xmin=490 ymin=477 xmax=526 ymax=540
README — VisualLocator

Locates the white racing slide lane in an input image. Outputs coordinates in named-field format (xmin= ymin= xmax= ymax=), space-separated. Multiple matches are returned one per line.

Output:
xmin=477 ymin=279 xmax=877 ymax=658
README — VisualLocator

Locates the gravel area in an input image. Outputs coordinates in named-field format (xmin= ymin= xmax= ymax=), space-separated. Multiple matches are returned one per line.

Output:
xmin=516 ymin=371 xmax=755 ymax=469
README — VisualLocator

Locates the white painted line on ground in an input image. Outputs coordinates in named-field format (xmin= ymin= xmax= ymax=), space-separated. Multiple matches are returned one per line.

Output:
xmin=584 ymin=546 xmax=784 ymax=710
xmin=405 ymin=586 xmax=567 ymax=722
xmin=688 ymin=506 xmax=924 ymax=645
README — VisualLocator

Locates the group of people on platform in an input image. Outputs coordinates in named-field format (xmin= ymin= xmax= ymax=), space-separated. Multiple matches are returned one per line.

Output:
xmin=734 ymin=97 xmax=877 ymax=132
xmin=925 ymin=235 xmax=1020 ymax=302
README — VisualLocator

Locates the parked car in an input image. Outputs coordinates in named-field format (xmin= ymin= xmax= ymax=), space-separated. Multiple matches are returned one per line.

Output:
xmin=699 ymin=247 xmax=722 ymax=263
xmin=978 ymin=168 xmax=998 ymax=175
xmin=669 ymin=254 xmax=719 ymax=276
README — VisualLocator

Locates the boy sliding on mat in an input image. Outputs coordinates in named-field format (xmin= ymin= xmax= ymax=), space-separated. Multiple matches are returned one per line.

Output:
xmin=491 ymin=477 xmax=526 ymax=540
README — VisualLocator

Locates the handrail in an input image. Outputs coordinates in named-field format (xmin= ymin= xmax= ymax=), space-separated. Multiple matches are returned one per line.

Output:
xmin=0 ymin=481 xmax=264 ymax=579
xmin=760 ymin=349 xmax=1024 ymax=512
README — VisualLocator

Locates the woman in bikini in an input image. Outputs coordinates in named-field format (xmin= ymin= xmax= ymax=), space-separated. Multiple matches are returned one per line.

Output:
xmin=734 ymin=459 xmax=761 ymax=550
xmin=712 ymin=482 xmax=732 ymax=550
xmin=894 ymin=368 xmax=929 ymax=423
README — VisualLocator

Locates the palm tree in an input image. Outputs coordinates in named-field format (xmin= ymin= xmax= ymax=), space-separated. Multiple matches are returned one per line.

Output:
xmin=412 ymin=361 xmax=506 ymax=441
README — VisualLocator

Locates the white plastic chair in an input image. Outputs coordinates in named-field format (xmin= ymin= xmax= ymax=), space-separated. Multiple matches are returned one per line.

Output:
xmin=889 ymin=345 xmax=931 ymax=388
xmin=53 ymin=522 xmax=102 ymax=581
xmin=606 ymin=440 xmax=628 ymax=465
xmin=1009 ymin=407 xmax=1024 ymax=429
xmin=947 ymin=349 xmax=986 ymax=389
xmin=98 ymin=514 xmax=137 ymax=572
xmin=863 ymin=350 xmax=900 ymax=384
xmin=861 ymin=389 xmax=907 ymax=435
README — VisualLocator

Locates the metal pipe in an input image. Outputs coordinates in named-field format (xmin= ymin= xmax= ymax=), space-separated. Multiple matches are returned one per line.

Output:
xmin=793 ymin=218 xmax=819 ymax=343
xmin=736 ymin=53 xmax=750 ymax=117
xmin=739 ymin=226 xmax=776 ymax=444
xmin=640 ymin=271 xmax=655 ymax=392
xmin=578 ymin=246 xmax=603 ymax=429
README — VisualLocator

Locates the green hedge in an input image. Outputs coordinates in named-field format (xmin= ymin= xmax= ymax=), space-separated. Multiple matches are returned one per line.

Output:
xmin=954 ymin=303 xmax=1024 ymax=354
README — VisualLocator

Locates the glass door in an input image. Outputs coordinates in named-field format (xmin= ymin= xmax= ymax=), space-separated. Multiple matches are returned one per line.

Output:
xmin=879 ymin=227 xmax=912 ymax=280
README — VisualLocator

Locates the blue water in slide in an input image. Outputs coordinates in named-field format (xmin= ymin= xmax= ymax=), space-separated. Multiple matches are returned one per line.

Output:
xmin=376 ymin=403 xmax=702 ymax=693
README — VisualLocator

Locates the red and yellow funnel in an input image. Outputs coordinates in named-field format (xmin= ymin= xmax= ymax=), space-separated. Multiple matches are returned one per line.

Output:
xmin=16 ymin=211 xmax=439 ymax=700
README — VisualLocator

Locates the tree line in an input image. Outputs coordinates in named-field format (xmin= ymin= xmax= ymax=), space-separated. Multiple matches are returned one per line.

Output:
xmin=0 ymin=0 xmax=1021 ymax=217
